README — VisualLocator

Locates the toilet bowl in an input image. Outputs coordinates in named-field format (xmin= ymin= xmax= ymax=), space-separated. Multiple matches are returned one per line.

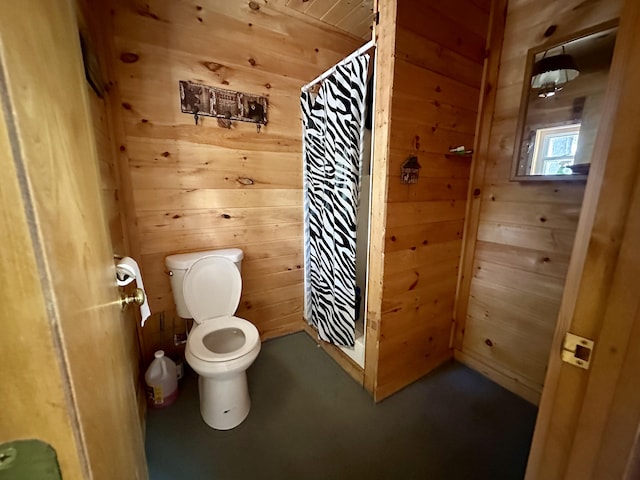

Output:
xmin=185 ymin=316 xmax=260 ymax=429
xmin=165 ymin=249 xmax=261 ymax=430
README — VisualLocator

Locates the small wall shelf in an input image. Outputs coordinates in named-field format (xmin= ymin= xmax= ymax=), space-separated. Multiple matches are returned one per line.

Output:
xmin=445 ymin=153 xmax=473 ymax=160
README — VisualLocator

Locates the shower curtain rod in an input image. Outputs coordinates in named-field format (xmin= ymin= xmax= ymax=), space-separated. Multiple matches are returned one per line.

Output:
xmin=301 ymin=39 xmax=376 ymax=93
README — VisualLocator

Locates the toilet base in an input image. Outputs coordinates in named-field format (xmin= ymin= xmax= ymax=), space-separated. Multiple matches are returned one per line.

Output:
xmin=198 ymin=371 xmax=251 ymax=430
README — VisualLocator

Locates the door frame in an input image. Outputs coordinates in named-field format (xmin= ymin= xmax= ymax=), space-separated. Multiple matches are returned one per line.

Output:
xmin=525 ymin=0 xmax=640 ymax=477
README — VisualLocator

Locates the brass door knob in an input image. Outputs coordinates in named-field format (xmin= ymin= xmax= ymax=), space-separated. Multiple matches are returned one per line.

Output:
xmin=120 ymin=288 xmax=145 ymax=310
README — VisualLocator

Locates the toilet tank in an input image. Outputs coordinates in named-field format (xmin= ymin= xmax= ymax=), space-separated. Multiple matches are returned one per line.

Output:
xmin=165 ymin=248 xmax=244 ymax=318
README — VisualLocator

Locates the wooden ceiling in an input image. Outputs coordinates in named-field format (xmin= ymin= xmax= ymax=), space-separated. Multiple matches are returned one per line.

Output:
xmin=281 ymin=0 xmax=375 ymax=39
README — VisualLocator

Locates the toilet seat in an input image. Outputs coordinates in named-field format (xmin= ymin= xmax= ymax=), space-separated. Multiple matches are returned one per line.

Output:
xmin=183 ymin=255 xmax=259 ymax=362
xmin=188 ymin=316 xmax=260 ymax=362
xmin=183 ymin=255 xmax=242 ymax=324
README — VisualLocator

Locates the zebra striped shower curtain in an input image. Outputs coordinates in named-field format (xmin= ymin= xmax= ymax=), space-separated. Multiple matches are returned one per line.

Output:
xmin=300 ymin=53 xmax=370 ymax=347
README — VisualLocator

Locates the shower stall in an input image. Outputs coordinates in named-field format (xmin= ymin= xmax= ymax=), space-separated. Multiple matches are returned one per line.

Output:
xmin=300 ymin=41 xmax=376 ymax=368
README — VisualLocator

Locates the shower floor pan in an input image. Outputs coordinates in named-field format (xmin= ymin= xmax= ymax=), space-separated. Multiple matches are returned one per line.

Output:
xmin=338 ymin=321 xmax=365 ymax=368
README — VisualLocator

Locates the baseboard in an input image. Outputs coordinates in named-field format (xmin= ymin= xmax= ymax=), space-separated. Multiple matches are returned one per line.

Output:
xmin=302 ymin=323 xmax=365 ymax=386
xmin=260 ymin=320 xmax=305 ymax=342
xmin=454 ymin=349 xmax=542 ymax=405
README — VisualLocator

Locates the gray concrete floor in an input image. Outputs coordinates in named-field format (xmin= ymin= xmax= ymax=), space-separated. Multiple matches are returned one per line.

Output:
xmin=145 ymin=332 xmax=537 ymax=480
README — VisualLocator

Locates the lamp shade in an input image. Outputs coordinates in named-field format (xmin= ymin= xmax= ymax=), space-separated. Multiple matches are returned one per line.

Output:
xmin=531 ymin=54 xmax=580 ymax=89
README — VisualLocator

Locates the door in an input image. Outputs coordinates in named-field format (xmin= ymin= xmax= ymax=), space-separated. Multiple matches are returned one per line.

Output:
xmin=0 ymin=0 xmax=148 ymax=478
xmin=525 ymin=0 xmax=640 ymax=477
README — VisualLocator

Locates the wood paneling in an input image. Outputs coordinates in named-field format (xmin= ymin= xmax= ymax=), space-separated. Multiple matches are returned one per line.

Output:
xmin=363 ymin=0 xmax=396 ymax=396
xmin=281 ymin=0 xmax=374 ymax=39
xmin=454 ymin=0 xmax=622 ymax=403
xmin=110 ymin=0 xmax=362 ymax=360
xmin=76 ymin=0 xmax=146 ymax=422
xmin=365 ymin=0 xmax=488 ymax=401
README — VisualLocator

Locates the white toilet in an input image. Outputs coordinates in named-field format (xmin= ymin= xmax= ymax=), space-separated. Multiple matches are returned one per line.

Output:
xmin=165 ymin=248 xmax=261 ymax=430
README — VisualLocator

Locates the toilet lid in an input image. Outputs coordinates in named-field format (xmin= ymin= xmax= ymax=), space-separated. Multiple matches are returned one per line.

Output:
xmin=183 ymin=255 xmax=241 ymax=324
xmin=188 ymin=315 xmax=259 ymax=362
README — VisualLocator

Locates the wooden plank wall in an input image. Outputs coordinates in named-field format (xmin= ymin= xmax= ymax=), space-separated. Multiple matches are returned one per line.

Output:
xmin=367 ymin=0 xmax=489 ymax=401
xmin=454 ymin=0 xmax=622 ymax=404
xmin=75 ymin=0 xmax=146 ymax=420
xmin=109 ymin=0 xmax=362 ymax=361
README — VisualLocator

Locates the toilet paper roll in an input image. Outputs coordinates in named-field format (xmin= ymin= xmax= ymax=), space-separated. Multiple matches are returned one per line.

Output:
xmin=116 ymin=256 xmax=151 ymax=327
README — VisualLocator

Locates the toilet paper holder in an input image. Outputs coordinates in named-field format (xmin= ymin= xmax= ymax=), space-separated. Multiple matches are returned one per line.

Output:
xmin=120 ymin=288 xmax=146 ymax=310
xmin=114 ymin=255 xmax=152 ymax=326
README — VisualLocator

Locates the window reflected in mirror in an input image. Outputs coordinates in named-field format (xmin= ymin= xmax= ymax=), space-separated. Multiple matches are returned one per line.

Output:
xmin=512 ymin=22 xmax=617 ymax=181
xmin=531 ymin=124 xmax=580 ymax=175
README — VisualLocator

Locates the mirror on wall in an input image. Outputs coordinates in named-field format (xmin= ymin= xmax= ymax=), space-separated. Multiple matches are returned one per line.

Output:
xmin=511 ymin=22 xmax=618 ymax=181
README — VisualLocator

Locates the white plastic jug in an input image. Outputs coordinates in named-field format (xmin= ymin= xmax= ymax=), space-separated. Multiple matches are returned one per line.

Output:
xmin=145 ymin=350 xmax=178 ymax=408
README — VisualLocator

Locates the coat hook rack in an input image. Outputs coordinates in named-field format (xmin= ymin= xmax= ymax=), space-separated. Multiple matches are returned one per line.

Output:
xmin=179 ymin=80 xmax=268 ymax=131
xmin=217 ymin=111 xmax=232 ymax=129
xmin=193 ymin=106 xmax=200 ymax=125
